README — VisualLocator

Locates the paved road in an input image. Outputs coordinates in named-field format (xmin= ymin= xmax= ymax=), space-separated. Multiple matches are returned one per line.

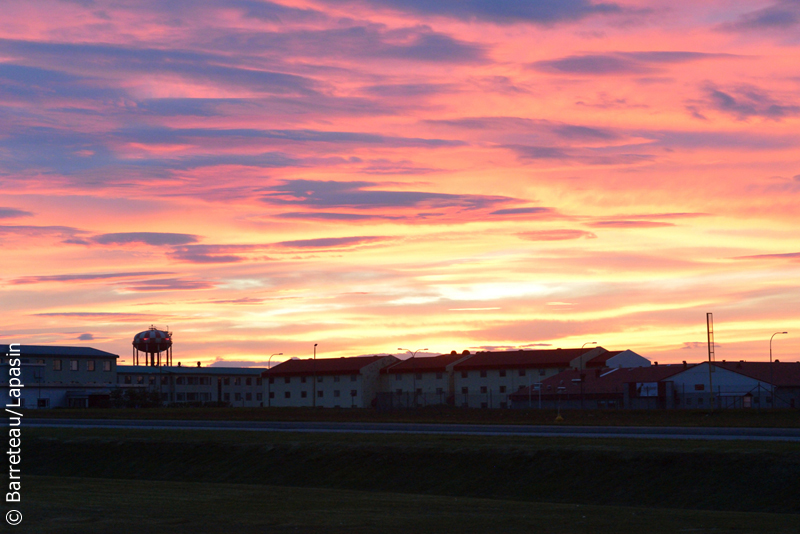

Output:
xmin=19 ymin=418 xmax=800 ymax=441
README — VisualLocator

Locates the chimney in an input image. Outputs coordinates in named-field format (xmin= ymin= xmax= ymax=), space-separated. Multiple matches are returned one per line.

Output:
xmin=197 ymin=361 xmax=201 ymax=367
xmin=682 ymin=360 xmax=687 ymax=369
xmin=178 ymin=362 xmax=181 ymax=367
xmin=654 ymin=361 xmax=658 ymax=366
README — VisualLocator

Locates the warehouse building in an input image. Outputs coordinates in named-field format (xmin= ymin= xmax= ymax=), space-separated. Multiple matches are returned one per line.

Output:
xmin=0 ymin=344 xmax=118 ymax=408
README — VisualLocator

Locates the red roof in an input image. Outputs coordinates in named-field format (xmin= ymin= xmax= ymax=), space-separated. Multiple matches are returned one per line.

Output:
xmin=263 ymin=356 xmax=393 ymax=377
xmin=452 ymin=348 xmax=604 ymax=371
xmin=510 ymin=364 xmax=691 ymax=400
xmin=585 ymin=350 xmax=623 ymax=368
xmin=713 ymin=361 xmax=800 ymax=387
xmin=381 ymin=353 xmax=470 ymax=374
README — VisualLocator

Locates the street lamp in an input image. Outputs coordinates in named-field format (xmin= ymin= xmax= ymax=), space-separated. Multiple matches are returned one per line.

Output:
xmin=313 ymin=344 xmax=318 ymax=408
xmin=579 ymin=342 xmax=596 ymax=410
xmin=769 ymin=332 xmax=788 ymax=404
xmin=399 ymin=348 xmax=427 ymax=407
xmin=267 ymin=353 xmax=283 ymax=408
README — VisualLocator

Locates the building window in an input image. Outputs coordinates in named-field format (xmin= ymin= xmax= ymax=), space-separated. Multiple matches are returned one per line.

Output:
xmin=246 ymin=393 xmax=252 ymax=401
xmin=499 ymin=370 xmax=506 ymax=377
xmin=480 ymin=370 xmax=487 ymax=378
xmin=461 ymin=387 xmax=468 ymax=394
xmin=317 ymin=390 xmax=323 ymax=397
xmin=188 ymin=377 xmax=199 ymax=385
xmin=269 ymin=377 xmax=274 ymax=384
xmin=177 ymin=393 xmax=186 ymax=401
xmin=284 ymin=377 xmax=291 ymax=384
xmin=103 ymin=361 xmax=111 ymax=372
xmin=480 ymin=386 xmax=487 ymax=394
xmin=54 ymin=359 xmax=62 ymax=371
xmin=224 ymin=393 xmax=230 ymax=401
xmin=235 ymin=393 xmax=242 ymax=401
xmin=301 ymin=391 xmax=307 ymax=398
xmin=148 ymin=376 xmax=155 ymax=385
xmin=87 ymin=360 xmax=96 ymax=371
xmin=416 ymin=388 xmax=422 ymax=395
xmin=334 ymin=390 xmax=340 ymax=398
xmin=36 ymin=359 xmax=45 ymax=365
xmin=436 ymin=388 xmax=444 ymax=395
xmin=246 ymin=378 xmax=252 ymax=386
xmin=351 ymin=390 xmax=357 ymax=397
xmin=124 ymin=375 xmax=132 ymax=384
xmin=499 ymin=386 xmax=506 ymax=393
xmin=137 ymin=376 xmax=144 ymax=384
xmin=38 ymin=398 xmax=50 ymax=408
xmin=351 ymin=374 xmax=358 ymax=382
xmin=202 ymin=377 xmax=211 ymax=385
xmin=334 ymin=375 xmax=340 ymax=382
xmin=395 ymin=389 xmax=402 ymax=395
xmin=176 ymin=377 xmax=185 ymax=385
xmin=301 ymin=376 xmax=307 ymax=383
xmin=519 ymin=369 xmax=526 ymax=377
xmin=234 ymin=378 xmax=241 ymax=386
xmin=269 ymin=392 xmax=274 ymax=399
xmin=256 ymin=393 xmax=263 ymax=401
xmin=461 ymin=371 xmax=468 ymax=378
xmin=694 ymin=384 xmax=705 ymax=391
xmin=187 ymin=393 xmax=198 ymax=401
xmin=317 ymin=376 xmax=323 ymax=383
xmin=70 ymin=360 xmax=79 ymax=371
xmin=257 ymin=378 xmax=263 ymax=386
xmin=224 ymin=378 xmax=231 ymax=385
xmin=161 ymin=376 xmax=168 ymax=385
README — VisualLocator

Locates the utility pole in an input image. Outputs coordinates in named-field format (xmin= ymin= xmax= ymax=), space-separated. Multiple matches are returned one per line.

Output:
xmin=707 ymin=313 xmax=715 ymax=409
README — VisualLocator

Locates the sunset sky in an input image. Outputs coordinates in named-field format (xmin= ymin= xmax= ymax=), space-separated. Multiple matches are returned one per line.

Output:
xmin=2 ymin=0 xmax=799 ymax=366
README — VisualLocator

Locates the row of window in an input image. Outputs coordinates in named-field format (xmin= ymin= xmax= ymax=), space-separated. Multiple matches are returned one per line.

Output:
xmin=172 ymin=392 xmax=265 ymax=402
xmin=271 ymin=389 xmax=358 ymax=399
xmin=470 ymin=369 xmax=552 ymax=378
xmin=53 ymin=359 xmax=112 ymax=372
xmin=390 ymin=369 xmax=554 ymax=380
xmin=270 ymin=374 xmax=358 ymax=384
xmin=119 ymin=375 xmax=262 ymax=386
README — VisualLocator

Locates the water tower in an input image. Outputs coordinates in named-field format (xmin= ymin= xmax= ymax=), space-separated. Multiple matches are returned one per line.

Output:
xmin=132 ymin=325 xmax=173 ymax=366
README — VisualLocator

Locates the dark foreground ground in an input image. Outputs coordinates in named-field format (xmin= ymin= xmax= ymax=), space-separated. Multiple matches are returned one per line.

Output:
xmin=12 ymin=427 xmax=800 ymax=533
xmin=24 ymin=475 xmax=800 ymax=534
xmin=20 ymin=406 xmax=800 ymax=427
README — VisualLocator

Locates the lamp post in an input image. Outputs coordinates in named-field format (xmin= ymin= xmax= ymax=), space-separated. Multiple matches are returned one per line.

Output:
xmin=579 ymin=342 xmax=596 ymax=410
xmin=267 ymin=353 xmax=283 ymax=408
xmin=399 ymin=348 xmax=427 ymax=407
xmin=769 ymin=332 xmax=787 ymax=405
xmin=313 ymin=344 xmax=318 ymax=408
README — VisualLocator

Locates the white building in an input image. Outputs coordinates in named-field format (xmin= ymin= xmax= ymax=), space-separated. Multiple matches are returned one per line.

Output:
xmin=452 ymin=347 xmax=609 ymax=408
xmin=377 ymin=351 xmax=474 ymax=408
xmin=265 ymin=355 xmax=398 ymax=408
xmin=116 ymin=364 xmax=266 ymax=407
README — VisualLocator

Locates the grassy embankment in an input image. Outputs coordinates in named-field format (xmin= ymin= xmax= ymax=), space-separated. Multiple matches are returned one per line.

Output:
xmin=21 ymin=406 xmax=800 ymax=427
xmin=20 ymin=427 xmax=800 ymax=533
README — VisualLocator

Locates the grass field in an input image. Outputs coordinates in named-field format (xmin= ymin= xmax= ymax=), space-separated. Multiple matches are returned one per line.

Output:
xmin=21 ymin=475 xmax=800 ymax=534
xmin=20 ymin=406 xmax=800 ymax=427
xmin=24 ymin=428 xmax=800 ymax=515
